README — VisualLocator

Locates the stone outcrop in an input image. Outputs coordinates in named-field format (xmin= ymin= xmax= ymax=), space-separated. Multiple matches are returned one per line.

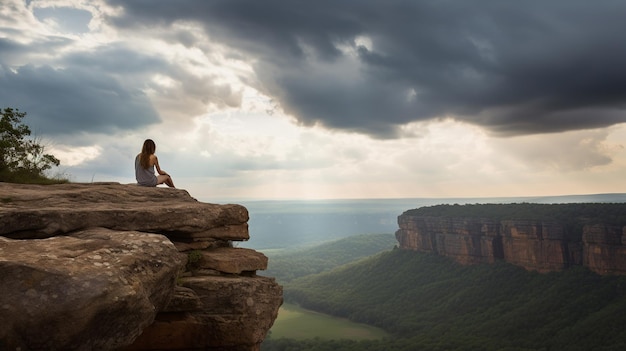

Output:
xmin=0 ymin=228 xmax=181 ymax=350
xmin=396 ymin=211 xmax=626 ymax=275
xmin=0 ymin=182 xmax=249 ymax=241
xmin=0 ymin=182 xmax=282 ymax=351
xmin=582 ymin=224 xmax=626 ymax=275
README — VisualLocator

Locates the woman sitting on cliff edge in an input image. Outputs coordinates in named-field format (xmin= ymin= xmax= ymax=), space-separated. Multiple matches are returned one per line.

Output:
xmin=135 ymin=139 xmax=175 ymax=188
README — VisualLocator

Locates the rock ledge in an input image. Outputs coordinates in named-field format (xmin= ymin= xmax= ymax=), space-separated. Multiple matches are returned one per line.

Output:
xmin=0 ymin=182 xmax=282 ymax=351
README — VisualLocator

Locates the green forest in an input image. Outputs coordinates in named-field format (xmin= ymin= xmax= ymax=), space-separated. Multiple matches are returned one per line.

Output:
xmin=260 ymin=233 xmax=397 ymax=282
xmin=404 ymin=202 xmax=626 ymax=225
xmin=262 ymin=230 xmax=626 ymax=351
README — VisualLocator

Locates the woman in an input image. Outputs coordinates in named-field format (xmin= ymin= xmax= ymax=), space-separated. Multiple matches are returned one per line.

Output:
xmin=135 ymin=139 xmax=175 ymax=187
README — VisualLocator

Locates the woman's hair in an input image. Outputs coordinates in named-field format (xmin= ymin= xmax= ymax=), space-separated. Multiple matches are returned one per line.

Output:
xmin=139 ymin=139 xmax=156 ymax=169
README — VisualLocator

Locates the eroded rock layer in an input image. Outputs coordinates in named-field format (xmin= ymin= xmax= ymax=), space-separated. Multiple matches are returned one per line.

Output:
xmin=396 ymin=212 xmax=626 ymax=274
xmin=0 ymin=182 xmax=282 ymax=351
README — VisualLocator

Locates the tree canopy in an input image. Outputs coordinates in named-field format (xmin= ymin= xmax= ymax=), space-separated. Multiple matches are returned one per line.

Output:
xmin=0 ymin=107 xmax=62 ymax=183
xmin=271 ymin=250 xmax=626 ymax=350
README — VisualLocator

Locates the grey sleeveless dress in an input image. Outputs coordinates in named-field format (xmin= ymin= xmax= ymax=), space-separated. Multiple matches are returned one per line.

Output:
xmin=135 ymin=155 xmax=157 ymax=186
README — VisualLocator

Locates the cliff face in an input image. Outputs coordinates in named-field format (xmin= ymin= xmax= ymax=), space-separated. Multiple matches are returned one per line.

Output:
xmin=396 ymin=213 xmax=626 ymax=275
xmin=0 ymin=182 xmax=282 ymax=351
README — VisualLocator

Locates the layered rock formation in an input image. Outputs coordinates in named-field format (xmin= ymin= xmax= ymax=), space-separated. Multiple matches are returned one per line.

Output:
xmin=396 ymin=208 xmax=626 ymax=275
xmin=0 ymin=182 xmax=282 ymax=351
xmin=582 ymin=224 xmax=626 ymax=275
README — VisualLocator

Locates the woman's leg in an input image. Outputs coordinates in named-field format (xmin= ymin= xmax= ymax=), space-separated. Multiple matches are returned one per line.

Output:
xmin=165 ymin=176 xmax=175 ymax=188
xmin=157 ymin=175 xmax=175 ymax=188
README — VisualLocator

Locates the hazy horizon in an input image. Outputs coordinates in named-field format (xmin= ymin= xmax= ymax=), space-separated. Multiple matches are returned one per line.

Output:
xmin=237 ymin=192 xmax=626 ymax=250
xmin=207 ymin=191 xmax=626 ymax=203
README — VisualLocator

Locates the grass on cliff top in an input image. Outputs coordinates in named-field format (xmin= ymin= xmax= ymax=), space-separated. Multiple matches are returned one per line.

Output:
xmin=403 ymin=202 xmax=626 ymax=224
xmin=0 ymin=169 xmax=69 ymax=184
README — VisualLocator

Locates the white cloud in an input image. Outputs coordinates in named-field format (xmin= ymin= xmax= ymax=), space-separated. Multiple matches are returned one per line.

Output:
xmin=493 ymin=129 xmax=618 ymax=172
xmin=49 ymin=145 xmax=101 ymax=166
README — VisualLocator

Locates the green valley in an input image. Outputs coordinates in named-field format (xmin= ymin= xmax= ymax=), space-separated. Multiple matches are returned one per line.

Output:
xmin=261 ymin=233 xmax=397 ymax=282
xmin=262 ymin=241 xmax=626 ymax=350
xmin=268 ymin=303 xmax=389 ymax=340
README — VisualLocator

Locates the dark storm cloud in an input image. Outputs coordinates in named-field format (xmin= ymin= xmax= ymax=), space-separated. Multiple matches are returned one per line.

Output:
xmin=64 ymin=45 xmax=168 ymax=75
xmin=0 ymin=35 xmax=73 ymax=64
xmin=0 ymin=63 xmax=160 ymax=135
xmin=0 ymin=38 xmax=21 ymax=59
xmin=107 ymin=0 xmax=626 ymax=137
xmin=0 ymin=26 xmax=165 ymax=136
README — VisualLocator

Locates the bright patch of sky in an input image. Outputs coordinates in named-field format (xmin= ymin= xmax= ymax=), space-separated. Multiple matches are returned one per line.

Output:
xmin=33 ymin=6 xmax=91 ymax=34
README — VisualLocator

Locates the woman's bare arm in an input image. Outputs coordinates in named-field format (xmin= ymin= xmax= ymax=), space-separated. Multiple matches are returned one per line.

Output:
xmin=152 ymin=155 xmax=169 ymax=175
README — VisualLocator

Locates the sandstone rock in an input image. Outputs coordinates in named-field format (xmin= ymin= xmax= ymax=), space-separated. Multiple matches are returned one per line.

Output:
xmin=583 ymin=224 xmax=626 ymax=274
xmin=500 ymin=220 xmax=568 ymax=272
xmin=128 ymin=276 xmax=283 ymax=351
xmin=0 ymin=182 xmax=248 ymax=240
xmin=173 ymin=239 xmax=223 ymax=252
xmin=396 ymin=216 xmax=502 ymax=264
xmin=163 ymin=286 xmax=203 ymax=312
xmin=169 ymin=224 xmax=250 ymax=242
xmin=0 ymin=227 xmax=183 ymax=350
xmin=500 ymin=236 xmax=568 ymax=272
xmin=197 ymin=247 xmax=269 ymax=274
xmin=0 ymin=182 xmax=284 ymax=350
xmin=583 ymin=224 xmax=622 ymax=245
xmin=397 ymin=212 xmax=626 ymax=274
xmin=501 ymin=219 xmax=565 ymax=240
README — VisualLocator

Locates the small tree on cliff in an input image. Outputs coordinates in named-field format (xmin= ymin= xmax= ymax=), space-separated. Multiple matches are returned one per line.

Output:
xmin=0 ymin=107 xmax=62 ymax=183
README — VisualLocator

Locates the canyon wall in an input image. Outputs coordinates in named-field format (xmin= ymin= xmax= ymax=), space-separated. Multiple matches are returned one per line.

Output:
xmin=396 ymin=211 xmax=626 ymax=275
xmin=0 ymin=182 xmax=282 ymax=351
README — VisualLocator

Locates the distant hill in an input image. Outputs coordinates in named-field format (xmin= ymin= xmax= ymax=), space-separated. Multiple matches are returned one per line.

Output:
xmin=278 ymin=250 xmax=626 ymax=351
xmin=260 ymin=233 xmax=397 ymax=283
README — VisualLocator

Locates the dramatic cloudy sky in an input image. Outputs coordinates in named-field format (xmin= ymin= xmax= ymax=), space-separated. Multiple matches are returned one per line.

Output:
xmin=3 ymin=0 xmax=626 ymax=200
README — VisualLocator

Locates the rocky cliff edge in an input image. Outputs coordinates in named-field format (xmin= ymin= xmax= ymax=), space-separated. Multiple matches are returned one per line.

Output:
xmin=0 ymin=182 xmax=282 ymax=351
xmin=396 ymin=209 xmax=626 ymax=275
